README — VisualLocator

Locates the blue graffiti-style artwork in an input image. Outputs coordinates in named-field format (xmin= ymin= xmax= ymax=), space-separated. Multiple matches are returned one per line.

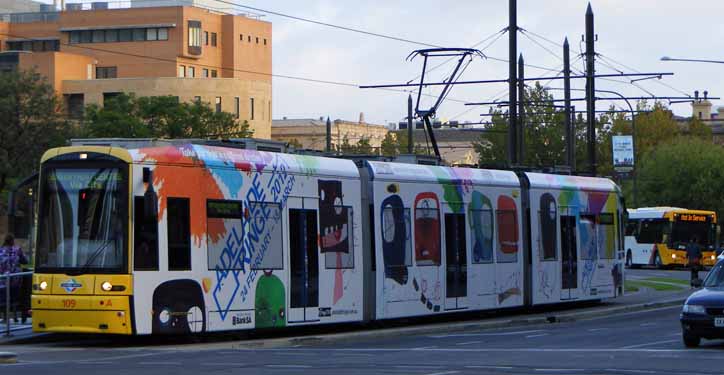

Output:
xmin=211 ymin=155 xmax=296 ymax=320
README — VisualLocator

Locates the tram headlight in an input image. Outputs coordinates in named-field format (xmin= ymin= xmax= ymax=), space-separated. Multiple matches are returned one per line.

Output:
xmin=672 ymin=254 xmax=677 ymax=259
xmin=39 ymin=281 xmax=48 ymax=291
xmin=101 ymin=281 xmax=113 ymax=292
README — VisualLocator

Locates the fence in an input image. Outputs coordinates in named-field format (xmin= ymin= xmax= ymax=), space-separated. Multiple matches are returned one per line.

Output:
xmin=2 ymin=271 xmax=32 ymax=337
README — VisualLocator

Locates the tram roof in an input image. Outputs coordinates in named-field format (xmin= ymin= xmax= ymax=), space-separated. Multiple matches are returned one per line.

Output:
xmin=130 ymin=143 xmax=360 ymax=179
xmin=525 ymin=172 xmax=618 ymax=192
xmin=365 ymin=160 xmax=520 ymax=186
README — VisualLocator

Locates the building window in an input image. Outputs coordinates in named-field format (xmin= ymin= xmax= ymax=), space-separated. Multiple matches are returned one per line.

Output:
xmin=118 ymin=29 xmax=132 ymax=42
xmin=65 ymin=94 xmax=84 ymax=119
xmin=255 ymin=37 xmax=259 ymax=44
xmin=188 ymin=20 xmax=202 ymax=55
xmin=69 ymin=32 xmax=80 ymax=44
xmin=204 ymin=31 xmax=209 ymax=45
xmin=7 ymin=40 xmax=59 ymax=52
xmin=178 ymin=65 xmax=185 ymax=78
xmin=234 ymin=97 xmax=240 ymax=118
xmin=188 ymin=66 xmax=195 ymax=78
xmin=215 ymin=96 xmax=221 ymax=113
xmin=211 ymin=32 xmax=217 ymax=46
xmin=80 ymin=30 xmax=92 ymax=43
xmin=92 ymin=29 xmax=105 ymax=43
xmin=239 ymin=34 xmax=243 ymax=41
xmin=105 ymin=29 xmax=118 ymax=42
xmin=132 ymin=28 xmax=145 ymax=41
xmin=202 ymin=68 xmax=208 ymax=78
xmin=96 ymin=66 xmax=117 ymax=79
xmin=247 ymin=35 xmax=251 ymax=42
xmin=210 ymin=70 xmax=217 ymax=78
xmin=158 ymin=28 xmax=168 ymax=40
xmin=146 ymin=28 xmax=158 ymax=41
xmin=250 ymin=97 xmax=255 ymax=120
xmin=264 ymin=38 xmax=267 ymax=45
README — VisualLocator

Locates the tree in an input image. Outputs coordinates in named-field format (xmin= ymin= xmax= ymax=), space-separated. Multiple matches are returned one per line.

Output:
xmin=0 ymin=69 xmax=71 ymax=195
xmin=354 ymin=137 xmax=374 ymax=155
xmin=82 ymin=93 xmax=253 ymax=139
xmin=637 ymin=138 xmax=724 ymax=219
xmin=286 ymin=138 xmax=303 ymax=148
xmin=380 ymin=132 xmax=399 ymax=156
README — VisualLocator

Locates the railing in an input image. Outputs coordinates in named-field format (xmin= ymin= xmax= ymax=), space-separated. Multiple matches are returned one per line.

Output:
xmin=2 ymin=271 xmax=33 ymax=337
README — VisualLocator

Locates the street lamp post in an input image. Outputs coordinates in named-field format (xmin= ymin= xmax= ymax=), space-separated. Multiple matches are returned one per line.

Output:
xmin=661 ymin=56 xmax=724 ymax=64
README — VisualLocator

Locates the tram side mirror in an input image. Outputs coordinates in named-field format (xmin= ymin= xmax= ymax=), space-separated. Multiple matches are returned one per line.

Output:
xmin=692 ymin=278 xmax=703 ymax=288
xmin=143 ymin=168 xmax=158 ymax=221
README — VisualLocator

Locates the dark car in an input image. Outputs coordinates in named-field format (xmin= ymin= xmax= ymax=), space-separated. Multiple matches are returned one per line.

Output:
xmin=681 ymin=259 xmax=724 ymax=347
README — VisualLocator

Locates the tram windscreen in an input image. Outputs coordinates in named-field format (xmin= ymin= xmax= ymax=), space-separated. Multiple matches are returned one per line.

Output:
xmin=36 ymin=167 xmax=127 ymax=273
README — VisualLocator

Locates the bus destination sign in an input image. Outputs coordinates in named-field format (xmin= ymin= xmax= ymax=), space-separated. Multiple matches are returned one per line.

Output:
xmin=679 ymin=214 xmax=708 ymax=222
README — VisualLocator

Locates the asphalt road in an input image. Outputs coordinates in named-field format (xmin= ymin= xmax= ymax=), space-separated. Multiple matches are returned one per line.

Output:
xmin=627 ymin=266 xmax=700 ymax=282
xmin=4 ymin=303 xmax=724 ymax=375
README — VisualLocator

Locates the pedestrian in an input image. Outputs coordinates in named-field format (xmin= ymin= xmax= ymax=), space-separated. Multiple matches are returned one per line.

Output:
xmin=0 ymin=234 xmax=28 ymax=323
xmin=686 ymin=236 xmax=703 ymax=287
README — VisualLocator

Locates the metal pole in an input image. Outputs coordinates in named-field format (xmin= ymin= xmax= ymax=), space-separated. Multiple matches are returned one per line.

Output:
xmin=518 ymin=53 xmax=525 ymax=164
xmin=508 ymin=0 xmax=518 ymax=166
xmin=407 ymin=94 xmax=413 ymax=154
xmin=585 ymin=2 xmax=596 ymax=175
xmin=325 ymin=116 xmax=332 ymax=153
xmin=5 ymin=274 xmax=10 ymax=337
xmin=564 ymin=37 xmax=574 ymax=170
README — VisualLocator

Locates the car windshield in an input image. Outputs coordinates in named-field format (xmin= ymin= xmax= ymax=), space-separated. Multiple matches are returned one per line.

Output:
xmin=704 ymin=262 xmax=724 ymax=288
xmin=36 ymin=167 xmax=127 ymax=273
xmin=671 ymin=218 xmax=715 ymax=248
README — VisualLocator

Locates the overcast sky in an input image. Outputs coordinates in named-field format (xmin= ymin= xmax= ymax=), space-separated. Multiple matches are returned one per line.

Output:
xmin=46 ymin=1 xmax=724 ymax=125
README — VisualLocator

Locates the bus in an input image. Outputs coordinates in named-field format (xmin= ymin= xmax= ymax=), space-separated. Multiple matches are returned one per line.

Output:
xmin=31 ymin=140 xmax=624 ymax=335
xmin=625 ymin=207 xmax=717 ymax=268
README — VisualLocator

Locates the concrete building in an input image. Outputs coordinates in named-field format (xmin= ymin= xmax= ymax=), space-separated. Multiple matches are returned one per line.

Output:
xmin=272 ymin=113 xmax=389 ymax=151
xmin=406 ymin=127 xmax=488 ymax=166
xmin=0 ymin=0 xmax=42 ymax=14
xmin=0 ymin=1 xmax=272 ymax=137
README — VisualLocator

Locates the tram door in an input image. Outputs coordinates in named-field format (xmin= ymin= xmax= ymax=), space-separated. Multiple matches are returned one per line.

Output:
xmin=560 ymin=208 xmax=578 ymax=300
xmin=288 ymin=198 xmax=320 ymax=323
xmin=445 ymin=213 xmax=468 ymax=310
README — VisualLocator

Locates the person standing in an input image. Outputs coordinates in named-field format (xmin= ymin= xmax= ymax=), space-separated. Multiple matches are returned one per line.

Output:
xmin=0 ymin=234 xmax=28 ymax=322
xmin=686 ymin=236 xmax=703 ymax=287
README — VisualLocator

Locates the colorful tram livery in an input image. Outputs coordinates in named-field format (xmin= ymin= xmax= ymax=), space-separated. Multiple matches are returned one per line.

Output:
xmin=31 ymin=143 xmax=625 ymax=335
xmin=625 ymin=207 xmax=718 ymax=268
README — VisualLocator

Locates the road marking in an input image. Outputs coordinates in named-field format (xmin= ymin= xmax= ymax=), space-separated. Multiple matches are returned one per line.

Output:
xmin=587 ymin=328 xmax=609 ymax=332
xmin=639 ymin=323 xmax=657 ymax=327
xmin=466 ymin=365 xmax=514 ymax=370
xmin=526 ymin=333 xmax=550 ymax=338
xmin=77 ymin=351 xmax=172 ymax=363
xmin=266 ymin=365 xmax=312 ymax=369
xmin=583 ymin=305 xmax=681 ymax=322
xmin=77 ymin=361 xmax=115 ymax=365
xmin=604 ymin=369 xmax=655 ymax=374
xmin=395 ymin=365 xmax=443 ymax=369
xmin=429 ymin=329 xmax=544 ymax=338
xmin=622 ymin=339 xmax=679 ymax=349
xmin=424 ymin=371 xmax=459 ymax=375
xmin=200 ymin=363 xmax=246 ymax=366
xmin=535 ymin=369 xmax=584 ymax=372
xmin=412 ymin=346 xmax=438 ymax=350
xmin=455 ymin=341 xmax=481 ymax=346
xmin=138 ymin=361 xmax=182 ymax=365
xmin=254 ymin=347 xmax=724 ymax=354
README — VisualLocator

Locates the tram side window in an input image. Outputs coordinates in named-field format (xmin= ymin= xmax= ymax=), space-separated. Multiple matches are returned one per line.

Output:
xmin=167 ymin=197 xmax=191 ymax=271
xmin=598 ymin=213 xmax=615 ymax=259
xmin=579 ymin=214 xmax=597 ymax=260
xmin=495 ymin=209 xmax=518 ymax=263
xmin=636 ymin=219 xmax=668 ymax=244
xmin=382 ymin=206 xmax=412 ymax=268
xmin=415 ymin=205 xmax=441 ymax=266
xmin=538 ymin=204 xmax=557 ymax=261
xmin=134 ymin=197 xmax=158 ymax=270
xmin=470 ymin=208 xmax=494 ymax=263
xmin=206 ymin=200 xmax=244 ymax=270
xmin=248 ymin=202 xmax=283 ymax=270
xmin=324 ymin=206 xmax=355 ymax=269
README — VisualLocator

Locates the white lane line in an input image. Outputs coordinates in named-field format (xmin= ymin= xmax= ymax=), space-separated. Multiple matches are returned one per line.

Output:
xmin=535 ymin=369 xmax=584 ymax=372
xmin=466 ymin=365 xmax=514 ymax=370
xmin=639 ymin=323 xmax=657 ymax=327
xmin=266 ymin=365 xmax=312 ymax=369
xmin=77 ymin=361 xmax=115 ymax=365
xmin=138 ymin=361 xmax=182 ymax=365
xmin=621 ymin=339 xmax=679 ymax=349
xmin=424 ymin=371 xmax=459 ymax=375
xmin=526 ymin=333 xmax=550 ymax=338
xmin=77 ymin=351 xmax=173 ymax=363
xmin=583 ymin=305 xmax=681 ymax=322
xmin=412 ymin=346 xmax=438 ymax=350
xmin=429 ymin=329 xmax=544 ymax=338
xmin=395 ymin=365 xmax=443 ymax=369
xmin=200 ymin=363 xmax=246 ymax=366
xmin=604 ymin=369 xmax=655 ymax=374
xmin=254 ymin=347 xmax=724 ymax=354
xmin=587 ymin=328 xmax=609 ymax=332
xmin=455 ymin=340 xmax=482 ymax=346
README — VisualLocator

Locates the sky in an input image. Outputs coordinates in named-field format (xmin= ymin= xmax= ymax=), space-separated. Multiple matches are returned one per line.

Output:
xmin=38 ymin=0 xmax=724 ymax=125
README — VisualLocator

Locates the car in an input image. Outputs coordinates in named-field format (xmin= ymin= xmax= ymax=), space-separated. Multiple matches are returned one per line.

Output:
xmin=680 ymin=259 xmax=724 ymax=347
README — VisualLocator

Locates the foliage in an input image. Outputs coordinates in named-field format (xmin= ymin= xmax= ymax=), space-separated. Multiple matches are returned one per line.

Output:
xmin=637 ymin=138 xmax=724 ymax=219
xmin=286 ymin=138 xmax=303 ymax=148
xmin=380 ymin=131 xmax=429 ymax=157
xmin=0 ymin=69 xmax=71 ymax=196
xmin=82 ymin=93 xmax=253 ymax=139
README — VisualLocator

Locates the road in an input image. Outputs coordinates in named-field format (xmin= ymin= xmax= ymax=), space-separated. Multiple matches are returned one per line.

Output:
xmin=4 ymin=302 xmax=724 ymax=375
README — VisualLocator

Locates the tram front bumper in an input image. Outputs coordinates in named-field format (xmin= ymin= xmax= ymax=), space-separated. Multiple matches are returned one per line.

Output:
xmin=31 ymin=295 xmax=132 ymax=335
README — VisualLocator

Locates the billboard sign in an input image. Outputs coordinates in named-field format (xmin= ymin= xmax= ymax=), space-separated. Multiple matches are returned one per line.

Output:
xmin=612 ymin=135 xmax=634 ymax=173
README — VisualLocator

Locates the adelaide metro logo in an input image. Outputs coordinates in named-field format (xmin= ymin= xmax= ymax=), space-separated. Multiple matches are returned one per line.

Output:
xmin=60 ymin=279 xmax=82 ymax=293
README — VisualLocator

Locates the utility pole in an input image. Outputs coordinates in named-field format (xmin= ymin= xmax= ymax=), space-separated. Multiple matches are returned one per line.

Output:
xmin=508 ymin=0 xmax=518 ymax=166
xmin=563 ymin=37 xmax=574 ymax=170
xmin=518 ymin=53 xmax=525 ymax=164
xmin=326 ymin=116 xmax=332 ymax=153
xmin=407 ymin=94 xmax=413 ymax=154
xmin=585 ymin=2 xmax=596 ymax=175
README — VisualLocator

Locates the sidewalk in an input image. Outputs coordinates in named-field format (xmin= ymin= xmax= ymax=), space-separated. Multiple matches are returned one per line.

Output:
xmin=0 ymin=288 xmax=692 ymax=347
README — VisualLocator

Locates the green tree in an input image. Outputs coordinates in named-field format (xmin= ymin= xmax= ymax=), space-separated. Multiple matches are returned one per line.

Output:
xmin=0 ymin=69 xmax=71 ymax=194
xmin=637 ymin=138 xmax=724 ymax=219
xmin=82 ymin=93 xmax=253 ymax=139
xmin=354 ymin=137 xmax=374 ymax=155
xmin=286 ymin=138 xmax=303 ymax=148
xmin=380 ymin=132 xmax=399 ymax=156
